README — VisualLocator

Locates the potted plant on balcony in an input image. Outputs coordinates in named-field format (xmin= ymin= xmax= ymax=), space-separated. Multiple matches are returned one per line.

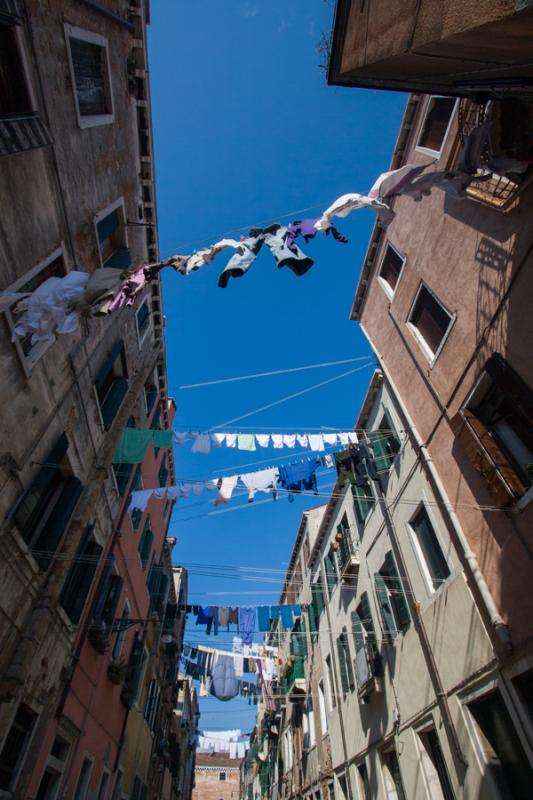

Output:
xmin=107 ymin=658 xmax=127 ymax=685
xmin=87 ymin=623 xmax=108 ymax=654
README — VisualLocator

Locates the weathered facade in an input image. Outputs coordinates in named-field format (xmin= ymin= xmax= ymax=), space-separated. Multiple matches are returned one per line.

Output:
xmin=192 ymin=753 xmax=242 ymax=800
xmin=0 ymin=1 xmax=192 ymax=798
xmin=328 ymin=0 xmax=533 ymax=96
xmin=250 ymin=367 xmax=533 ymax=799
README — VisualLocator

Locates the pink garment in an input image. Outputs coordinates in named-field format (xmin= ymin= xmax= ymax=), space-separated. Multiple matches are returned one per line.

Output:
xmin=107 ymin=265 xmax=147 ymax=312
xmin=368 ymin=163 xmax=429 ymax=200
xmin=215 ymin=475 xmax=239 ymax=505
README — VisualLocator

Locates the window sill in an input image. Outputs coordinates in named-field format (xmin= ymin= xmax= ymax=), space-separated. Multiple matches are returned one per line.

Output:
xmin=77 ymin=113 xmax=114 ymax=129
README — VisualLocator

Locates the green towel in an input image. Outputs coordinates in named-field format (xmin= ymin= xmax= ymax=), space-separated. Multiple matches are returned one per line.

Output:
xmin=112 ymin=428 xmax=152 ymax=464
xmin=237 ymin=433 xmax=256 ymax=451
xmin=152 ymin=430 xmax=173 ymax=449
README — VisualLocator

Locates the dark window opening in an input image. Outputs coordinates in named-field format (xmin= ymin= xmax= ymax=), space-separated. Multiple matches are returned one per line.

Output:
xmin=419 ymin=728 xmax=455 ymax=800
xmin=0 ymin=22 xmax=31 ymax=115
xmin=382 ymin=749 xmax=406 ymax=800
xmin=97 ymin=209 xmax=131 ymax=269
xmin=410 ymin=506 xmax=451 ymax=590
xmin=136 ymin=301 xmax=150 ymax=339
xmin=60 ymin=523 xmax=102 ymax=623
xmin=418 ymin=96 xmax=456 ymax=153
xmin=375 ymin=550 xmax=410 ymax=638
xmin=95 ymin=340 xmax=128 ymax=429
xmin=409 ymin=284 xmax=453 ymax=357
xmin=336 ymin=628 xmax=355 ymax=697
xmin=0 ymin=703 xmax=38 ymax=790
xmin=379 ymin=244 xmax=404 ymax=293
xmin=69 ymin=37 xmax=109 ymax=116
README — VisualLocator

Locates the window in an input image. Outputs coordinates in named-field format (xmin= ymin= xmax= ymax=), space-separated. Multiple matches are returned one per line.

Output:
xmin=459 ymin=354 xmax=533 ymax=504
xmin=375 ymin=551 xmax=410 ymax=638
xmin=283 ymin=729 xmax=293 ymax=772
xmin=367 ymin=413 xmax=401 ymax=472
xmin=309 ymin=581 xmax=325 ymax=636
xmin=336 ymin=629 xmax=355 ymax=697
xmin=409 ymin=505 xmax=451 ymax=591
xmin=96 ymin=770 xmax=110 ymax=800
xmin=3 ymin=249 xmax=66 ymax=371
xmin=417 ymin=727 xmax=455 ymax=800
xmin=136 ymin=300 xmax=151 ymax=344
xmin=121 ymin=635 xmax=146 ymax=706
xmin=73 ymin=756 xmax=93 ymax=800
xmin=144 ymin=679 xmax=161 ymax=729
xmin=379 ymin=243 xmax=405 ymax=297
xmin=138 ymin=518 xmax=153 ymax=568
xmin=60 ymin=523 xmax=103 ymax=623
xmin=0 ymin=20 xmax=31 ymax=115
xmin=408 ymin=283 xmax=454 ymax=362
xmin=95 ymin=340 xmax=128 ymax=429
xmin=35 ymin=734 xmax=71 ymax=800
xmin=302 ymin=697 xmax=315 ymax=750
xmin=96 ymin=202 xmax=131 ymax=269
xmin=65 ymin=26 xmax=113 ymax=128
xmin=323 ymin=550 xmax=338 ymax=597
xmin=416 ymin=96 xmax=456 ymax=155
xmin=219 ymin=772 xmax=226 ymax=781
xmin=512 ymin=669 xmax=533 ymax=729
xmin=355 ymin=762 xmax=371 ymax=800
xmin=467 ymin=689 xmax=532 ymax=799
xmin=159 ymin=454 xmax=169 ymax=487
xmin=144 ymin=378 xmax=159 ymax=416
xmin=381 ymin=749 xmax=406 ymax=800
xmin=336 ymin=775 xmax=348 ymax=800
xmin=11 ymin=432 xmax=82 ymax=570
xmin=110 ymin=769 xmax=123 ymax=800
xmin=351 ymin=481 xmax=374 ymax=529
xmin=92 ymin=556 xmax=123 ymax=634
xmin=352 ymin=592 xmax=377 ymax=662
xmin=0 ymin=703 xmax=38 ymax=790
xmin=111 ymin=604 xmax=129 ymax=661
xmin=325 ymin=654 xmax=337 ymax=710
xmin=318 ymin=679 xmax=328 ymax=735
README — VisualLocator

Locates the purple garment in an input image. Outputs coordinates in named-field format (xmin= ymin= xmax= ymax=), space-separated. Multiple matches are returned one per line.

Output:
xmin=286 ymin=218 xmax=348 ymax=254
xmin=108 ymin=266 xmax=147 ymax=312
xmin=238 ymin=606 xmax=257 ymax=645
xmin=207 ymin=606 xmax=220 ymax=636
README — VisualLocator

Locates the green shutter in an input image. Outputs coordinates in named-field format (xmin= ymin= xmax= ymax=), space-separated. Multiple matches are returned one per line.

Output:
xmin=351 ymin=611 xmax=365 ymax=653
xmin=33 ymin=476 xmax=83 ymax=570
xmin=93 ymin=556 xmax=116 ymax=622
xmin=359 ymin=592 xmax=377 ymax=647
xmin=384 ymin=551 xmax=411 ymax=631
xmin=375 ymin=573 xmax=396 ymax=637
xmin=368 ymin=430 xmax=393 ymax=471
xmin=131 ymin=508 xmax=142 ymax=530
xmin=60 ymin=524 xmax=103 ymax=624
xmin=324 ymin=553 xmax=337 ymax=596
xmin=343 ymin=633 xmax=355 ymax=690
xmin=101 ymin=574 xmax=123 ymax=625
xmin=337 ymin=636 xmax=349 ymax=695
xmin=124 ymin=633 xmax=144 ymax=696
xmin=113 ymin=462 xmax=134 ymax=496
xmin=312 ymin=581 xmax=325 ymax=620
xmin=308 ymin=603 xmax=317 ymax=634
xmin=139 ymin=521 xmax=153 ymax=568
xmin=352 ymin=483 xmax=372 ymax=525
xmin=100 ymin=376 xmax=128 ymax=429
xmin=105 ymin=246 xmax=132 ymax=269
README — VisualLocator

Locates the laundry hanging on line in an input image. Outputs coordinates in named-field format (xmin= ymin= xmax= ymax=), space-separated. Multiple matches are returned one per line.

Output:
xmin=127 ymin=455 xmax=328 ymax=514
xmin=112 ymin=427 xmax=173 ymax=464
xmin=189 ymin=603 xmax=302 ymax=638
xmin=173 ymin=429 xmax=359 ymax=453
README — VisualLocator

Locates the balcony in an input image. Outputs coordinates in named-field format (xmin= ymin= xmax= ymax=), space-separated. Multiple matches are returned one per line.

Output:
xmin=283 ymin=659 xmax=306 ymax=700
xmin=457 ymin=98 xmax=533 ymax=209
xmin=355 ymin=644 xmax=383 ymax=700
xmin=337 ymin=528 xmax=360 ymax=582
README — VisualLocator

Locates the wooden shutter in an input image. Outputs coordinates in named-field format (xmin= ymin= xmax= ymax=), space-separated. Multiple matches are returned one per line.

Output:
xmin=124 ymin=634 xmax=144 ymax=696
xmin=343 ymin=633 xmax=355 ymax=690
xmin=351 ymin=611 xmax=365 ymax=653
xmin=312 ymin=581 xmax=325 ymax=620
xmin=336 ymin=636 xmax=349 ymax=695
xmin=384 ymin=551 xmax=411 ymax=631
xmin=11 ymin=433 xmax=68 ymax=534
xmin=324 ymin=553 xmax=337 ymax=596
xmin=33 ymin=476 xmax=83 ymax=569
xmin=101 ymin=574 xmax=123 ymax=626
xmin=60 ymin=524 xmax=103 ymax=624
xmin=367 ymin=430 xmax=392 ymax=472
xmin=352 ymin=483 xmax=372 ymax=526
xmin=100 ymin=376 xmax=128 ymax=429
xmin=138 ymin=522 xmax=153 ymax=567
xmin=375 ymin=573 xmax=396 ymax=636
xmin=93 ymin=555 xmax=116 ymax=622
xmin=95 ymin=340 xmax=125 ymax=398
xmin=359 ymin=592 xmax=377 ymax=647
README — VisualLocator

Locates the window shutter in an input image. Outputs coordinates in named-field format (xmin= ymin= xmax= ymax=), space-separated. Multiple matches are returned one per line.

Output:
xmin=308 ymin=602 xmax=317 ymax=634
xmin=95 ymin=341 xmax=125 ymax=397
xmin=343 ymin=634 xmax=355 ymax=690
xmin=102 ymin=574 xmax=123 ymax=626
xmin=352 ymin=483 xmax=371 ymax=526
xmin=384 ymin=550 xmax=411 ymax=631
xmin=11 ymin=433 xmax=68 ymax=531
xmin=375 ymin=573 xmax=396 ymax=637
xmin=336 ymin=637 xmax=349 ymax=695
xmin=124 ymin=633 xmax=144 ymax=695
xmin=351 ymin=611 xmax=365 ymax=653
xmin=367 ymin=430 xmax=392 ymax=472
xmin=312 ymin=581 xmax=325 ymax=620
xmin=324 ymin=553 xmax=337 ymax=596
xmin=138 ymin=523 xmax=153 ymax=568
xmin=33 ymin=476 xmax=83 ymax=570
xmin=359 ymin=592 xmax=377 ymax=647
xmin=60 ymin=524 xmax=103 ymax=624
xmin=485 ymin=353 xmax=533 ymax=428
xmin=105 ymin=247 xmax=132 ymax=270
xmin=131 ymin=508 xmax=142 ymax=530
xmin=93 ymin=555 xmax=116 ymax=622
xmin=100 ymin=376 xmax=128 ymax=429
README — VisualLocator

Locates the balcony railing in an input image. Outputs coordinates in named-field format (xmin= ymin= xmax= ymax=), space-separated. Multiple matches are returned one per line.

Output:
xmin=283 ymin=659 xmax=306 ymax=700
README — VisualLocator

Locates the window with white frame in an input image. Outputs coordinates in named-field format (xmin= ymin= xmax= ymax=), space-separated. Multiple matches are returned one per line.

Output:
xmin=136 ymin=299 xmax=151 ymax=345
xmin=416 ymin=96 xmax=457 ymax=156
xmin=0 ymin=702 xmax=39 ymax=791
xmin=466 ymin=688 xmax=533 ymax=798
xmin=378 ymin=243 xmax=405 ymax=297
xmin=34 ymin=733 xmax=71 ymax=800
xmin=3 ymin=247 xmax=67 ymax=372
xmin=317 ymin=679 xmax=328 ymax=735
xmin=95 ymin=200 xmax=131 ymax=269
xmin=407 ymin=282 xmax=455 ymax=362
xmin=416 ymin=726 xmax=455 ymax=800
xmin=65 ymin=25 xmax=113 ymax=128
xmin=409 ymin=504 xmax=451 ymax=592
xmin=73 ymin=755 xmax=93 ymax=800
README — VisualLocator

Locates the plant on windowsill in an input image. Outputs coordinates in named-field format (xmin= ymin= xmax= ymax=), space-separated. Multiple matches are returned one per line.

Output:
xmin=87 ymin=623 xmax=109 ymax=654
xmin=107 ymin=658 xmax=127 ymax=685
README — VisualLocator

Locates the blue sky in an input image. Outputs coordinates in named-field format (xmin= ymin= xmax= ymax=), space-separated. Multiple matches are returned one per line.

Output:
xmin=148 ymin=0 xmax=406 ymax=733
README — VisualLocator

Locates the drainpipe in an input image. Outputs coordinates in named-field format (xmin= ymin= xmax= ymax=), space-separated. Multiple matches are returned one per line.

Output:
xmin=365 ymin=338 xmax=511 ymax=655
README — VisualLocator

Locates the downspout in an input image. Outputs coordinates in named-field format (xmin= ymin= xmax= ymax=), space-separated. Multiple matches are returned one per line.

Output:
xmin=365 ymin=336 xmax=511 ymax=653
